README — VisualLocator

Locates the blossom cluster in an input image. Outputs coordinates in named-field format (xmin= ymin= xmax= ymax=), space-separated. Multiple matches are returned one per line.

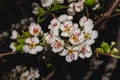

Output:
xmin=9 ymin=65 xmax=40 ymax=80
xmin=10 ymin=14 xmax=98 ymax=62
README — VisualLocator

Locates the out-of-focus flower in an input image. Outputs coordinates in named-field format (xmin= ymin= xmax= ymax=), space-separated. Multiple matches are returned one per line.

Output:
xmin=92 ymin=3 xmax=100 ymax=10
xmin=10 ymin=30 xmax=18 ymax=39
xmin=32 ymin=3 xmax=40 ymax=15
xmin=9 ymin=65 xmax=40 ymax=80
xmin=10 ymin=42 xmax=16 ymax=52
xmin=22 ymin=37 xmax=43 ymax=54
xmin=30 ymin=67 xmax=40 ymax=79
xmin=20 ymin=71 xmax=32 ymax=80
xmin=56 ymin=0 xmax=64 ymax=4
xmin=67 ymin=0 xmax=85 ymax=15
xmin=29 ymin=23 xmax=43 ymax=36
xmin=41 ymin=0 xmax=54 ymax=8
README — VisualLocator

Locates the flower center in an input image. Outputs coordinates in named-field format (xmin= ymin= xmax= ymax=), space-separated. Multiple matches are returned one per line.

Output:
xmin=68 ymin=48 xmax=74 ymax=54
xmin=84 ymin=33 xmax=90 ymax=40
xmin=71 ymin=34 xmax=79 ymax=42
xmin=33 ymin=27 xmax=39 ymax=34
xmin=29 ymin=40 xmax=36 ymax=49
xmin=53 ymin=40 xmax=62 ymax=49
xmin=81 ymin=45 xmax=87 ymax=54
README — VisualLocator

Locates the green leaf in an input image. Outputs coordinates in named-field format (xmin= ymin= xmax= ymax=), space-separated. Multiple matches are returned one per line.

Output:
xmin=46 ymin=63 xmax=53 ymax=68
xmin=96 ymin=48 xmax=104 ymax=53
xmin=37 ymin=16 xmax=46 ymax=23
xmin=17 ymin=39 xmax=25 ymax=44
xmin=85 ymin=0 xmax=97 ymax=6
xmin=37 ymin=7 xmax=46 ymax=17
xmin=22 ymin=31 xmax=31 ymax=38
xmin=16 ymin=44 xmax=24 ymax=52
xmin=104 ymin=48 xmax=110 ymax=53
xmin=50 ymin=2 xmax=68 ymax=12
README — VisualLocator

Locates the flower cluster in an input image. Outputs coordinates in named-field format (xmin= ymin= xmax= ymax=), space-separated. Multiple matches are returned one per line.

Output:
xmin=44 ymin=14 xmax=98 ymax=62
xmin=9 ymin=0 xmax=99 ymax=62
xmin=10 ymin=23 xmax=43 ymax=54
xmin=9 ymin=65 xmax=40 ymax=80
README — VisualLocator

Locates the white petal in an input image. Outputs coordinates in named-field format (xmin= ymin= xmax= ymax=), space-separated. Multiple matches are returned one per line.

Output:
xmin=29 ymin=49 xmax=37 ymax=54
xmin=10 ymin=30 xmax=18 ymax=39
xmin=91 ymin=30 xmax=98 ymax=39
xmin=85 ymin=52 xmax=92 ymax=58
xmin=22 ymin=45 xmax=29 ymax=53
xmin=66 ymin=55 xmax=73 ymax=62
xmin=58 ymin=14 xmax=68 ymax=22
xmin=86 ymin=39 xmax=95 ymax=45
xmin=79 ymin=53 xmax=85 ymax=59
xmin=60 ymin=49 xmax=67 ymax=56
xmin=25 ymin=38 xmax=31 ymax=44
xmin=73 ymin=53 xmax=78 ymax=60
xmin=35 ymin=46 xmax=43 ymax=52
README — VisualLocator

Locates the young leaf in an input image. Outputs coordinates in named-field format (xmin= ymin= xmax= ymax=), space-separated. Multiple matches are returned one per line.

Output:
xmin=17 ymin=39 xmax=25 ymax=44
xmin=85 ymin=0 xmax=97 ymax=6
xmin=37 ymin=7 xmax=46 ymax=17
xmin=101 ymin=41 xmax=110 ymax=49
xmin=16 ymin=44 xmax=24 ymax=52
xmin=96 ymin=48 xmax=104 ymax=53
xmin=50 ymin=2 xmax=68 ymax=12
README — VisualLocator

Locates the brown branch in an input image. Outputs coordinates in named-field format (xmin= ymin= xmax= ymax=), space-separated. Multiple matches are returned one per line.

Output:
xmin=105 ymin=0 xmax=120 ymax=17
xmin=0 ymin=52 xmax=16 ymax=57
xmin=94 ymin=0 xmax=120 ymax=25
xmin=45 ymin=67 xmax=55 ymax=80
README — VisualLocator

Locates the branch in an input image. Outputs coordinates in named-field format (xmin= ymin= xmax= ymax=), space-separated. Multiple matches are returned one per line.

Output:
xmin=45 ymin=67 xmax=55 ymax=80
xmin=0 ymin=52 xmax=16 ymax=57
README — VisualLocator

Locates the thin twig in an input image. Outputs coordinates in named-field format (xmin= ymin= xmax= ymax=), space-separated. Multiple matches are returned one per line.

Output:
xmin=0 ymin=52 xmax=16 ymax=57
xmin=45 ymin=67 xmax=55 ymax=80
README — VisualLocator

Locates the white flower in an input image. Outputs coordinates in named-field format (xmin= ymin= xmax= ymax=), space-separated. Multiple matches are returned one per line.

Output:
xmin=67 ymin=7 xmax=76 ymax=16
xmin=79 ymin=44 xmax=92 ymax=59
xmin=79 ymin=16 xmax=94 ymax=32
xmin=60 ymin=46 xmax=79 ymax=62
xmin=51 ymin=37 xmax=64 ymax=53
xmin=41 ymin=0 xmax=54 ymax=8
xmin=30 ymin=67 xmax=40 ymax=79
xmin=10 ymin=42 xmax=16 ymax=52
xmin=92 ymin=3 xmax=100 ymax=10
xmin=48 ymin=18 xmax=61 ymax=36
xmin=22 ymin=37 xmax=43 ymax=54
xmin=10 ymin=30 xmax=18 ymax=39
xmin=32 ymin=3 xmax=39 ymax=15
xmin=60 ymin=21 xmax=74 ymax=37
xmin=83 ymin=30 xmax=98 ymax=45
xmin=74 ymin=1 xmax=84 ymax=12
xmin=69 ymin=28 xmax=84 ymax=45
xmin=20 ymin=71 xmax=32 ymax=80
xmin=44 ymin=33 xmax=55 ymax=44
xmin=29 ymin=23 xmax=43 ymax=36
xmin=58 ymin=14 xmax=73 ymax=22
xmin=56 ymin=0 xmax=64 ymax=4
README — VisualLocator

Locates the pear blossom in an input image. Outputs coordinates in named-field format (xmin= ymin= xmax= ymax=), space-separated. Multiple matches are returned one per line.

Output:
xmin=60 ymin=46 xmax=79 ymax=62
xmin=20 ymin=71 xmax=32 ymax=80
xmin=74 ymin=1 xmax=84 ymax=12
xmin=32 ymin=3 xmax=39 ymax=15
xmin=56 ymin=0 xmax=64 ymax=4
xmin=29 ymin=23 xmax=43 ymax=36
xmin=10 ymin=30 xmax=18 ymax=39
xmin=83 ymin=30 xmax=98 ymax=45
xmin=41 ymin=0 xmax=54 ymax=8
xmin=79 ymin=44 xmax=92 ymax=59
xmin=69 ymin=28 xmax=84 ymax=45
xmin=44 ymin=33 xmax=55 ymax=44
xmin=60 ymin=21 xmax=74 ymax=37
xmin=22 ymin=37 xmax=43 ymax=54
xmin=9 ymin=42 xmax=16 ymax=52
xmin=30 ymin=67 xmax=40 ymax=79
xmin=58 ymin=14 xmax=73 ymax=22
xmin=67 ymin=0 xmax=85 ymax=15
xmin=48 ymin=18 xmax=61 ymax=36
xmin=79 ymin=16 xmax=94 ymax=32
xmin=51 ymin=37 xmax=64 ymax=53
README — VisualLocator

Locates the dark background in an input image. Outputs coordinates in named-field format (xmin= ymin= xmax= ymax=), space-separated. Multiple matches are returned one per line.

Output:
xmin=0 ymin=0 xmax=120 ymax=80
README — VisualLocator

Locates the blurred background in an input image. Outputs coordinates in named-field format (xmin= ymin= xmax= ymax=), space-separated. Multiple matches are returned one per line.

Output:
xmin=0 ymin=0 xmax=120 ymax=80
